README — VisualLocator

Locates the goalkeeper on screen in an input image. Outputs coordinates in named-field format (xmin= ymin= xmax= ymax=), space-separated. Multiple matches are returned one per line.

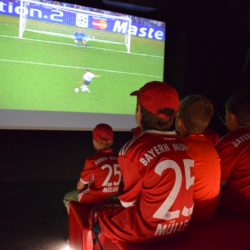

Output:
xmin=73 ymin=28 xmax=88 ymax=47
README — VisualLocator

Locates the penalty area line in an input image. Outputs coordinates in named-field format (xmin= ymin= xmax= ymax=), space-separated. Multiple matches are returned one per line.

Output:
xmin=0 ymin=58 xmax=162 ymax=78
xmin=0 ymin=34 xmax=163 ymax=59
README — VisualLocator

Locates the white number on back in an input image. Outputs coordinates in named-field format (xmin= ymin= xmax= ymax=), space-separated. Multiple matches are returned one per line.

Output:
xmin=153 ymin=159 xmax=194 ymax=220
xmin=101 ymin=164 xmax=121 ymax=187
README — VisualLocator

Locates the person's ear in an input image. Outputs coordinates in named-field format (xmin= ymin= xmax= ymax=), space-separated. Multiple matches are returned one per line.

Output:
xmin=227 ymin=112 xmax=238 ymax=131
xmin=175 ymin=116 xmax=188 ymax=136
xmin=136 ymin=104 xmax=142 ymax=127
xmin=231 ymin=113 xmax=238 ymax=124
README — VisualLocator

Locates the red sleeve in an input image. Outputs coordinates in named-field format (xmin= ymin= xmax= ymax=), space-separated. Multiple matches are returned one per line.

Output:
xmin=80 ymin=159 xmax=94 ymax=184
xmin=216 ymin=140 xmax=236 ymax=185
xmin=118 ymin=156 xmax=143 ymax=207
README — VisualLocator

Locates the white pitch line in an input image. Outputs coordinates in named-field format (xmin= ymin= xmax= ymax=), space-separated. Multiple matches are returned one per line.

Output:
xmin=0 ymin=34 xmax=164 ymax=59
xmin=0 ymin=58 xmax=162 ymax=78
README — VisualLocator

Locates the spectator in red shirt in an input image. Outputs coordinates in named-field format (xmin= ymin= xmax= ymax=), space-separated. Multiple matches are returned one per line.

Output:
xmin=63 ymin=123 xmax=121 ymax=214
xmin=90 ymin=81 xmax=195 ymax=245
xmin=216 ymin=91 xmax=250 ymax=215
xmin=175 ymin=95 xmax=221 ymax=223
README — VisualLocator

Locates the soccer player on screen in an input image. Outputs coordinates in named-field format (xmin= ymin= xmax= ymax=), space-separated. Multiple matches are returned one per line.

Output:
xmin=73 ymin=28 xmax=88 ymax=47
xmin=82 ymin=69 xmax=99 ymax=93
xmin=75 ymin=69 xmax=100 ymax=94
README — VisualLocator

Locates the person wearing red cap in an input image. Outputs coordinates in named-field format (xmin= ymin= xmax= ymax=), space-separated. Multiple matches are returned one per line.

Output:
xmin=63 ymin=123 xmax=121 ymax=214
xmin=90 ymin=81 xmax=195 ymax=245
xmin=175 ymin=95 xmax=221 ymax=223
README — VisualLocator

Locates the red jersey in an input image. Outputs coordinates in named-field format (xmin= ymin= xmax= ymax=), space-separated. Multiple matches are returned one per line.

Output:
xmin=216 ymin=127 xmax=250 ymax=213
xmin=78 ymin=149 xmax=121 ymax=205
xmin=181 ymin=134 xmax=221 ymax=221
xmin=97 ymin=130 xmax=195 ymax=242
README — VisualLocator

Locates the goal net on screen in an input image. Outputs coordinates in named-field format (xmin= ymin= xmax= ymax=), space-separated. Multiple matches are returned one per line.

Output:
xmin=18 ymin=0 xmax=132 ymax=52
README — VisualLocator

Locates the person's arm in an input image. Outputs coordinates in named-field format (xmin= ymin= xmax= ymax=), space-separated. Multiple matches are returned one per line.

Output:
xmin=77 ymin=179 xmax=86 ymax=191
xmin=77 ymin=160 xmax=93 ymax=191
xmin=216 ymin=139 xmax=236 ymax=186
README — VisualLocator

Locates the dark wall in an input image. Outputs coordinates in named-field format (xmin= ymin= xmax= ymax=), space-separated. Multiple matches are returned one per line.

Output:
xmin=165 ymin=0 xmax=250 ymax=135
xmin=0 ymin=130 xmax=131 ymax=182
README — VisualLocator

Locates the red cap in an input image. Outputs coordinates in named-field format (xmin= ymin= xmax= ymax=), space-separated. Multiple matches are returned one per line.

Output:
xmin=130 ymin=81 xmax=180 ymax=118
xmin=93 ymin=123 xmax=114 ymax=144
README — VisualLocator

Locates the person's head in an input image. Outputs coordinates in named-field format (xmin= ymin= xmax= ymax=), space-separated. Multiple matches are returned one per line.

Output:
xmin=175 ymin=95 xmax=214 ymax=136
xmin=92 ymin=123 xmax=114 ymax=150
xmin=130 ymin=81 xmax=180 ymax=131
xmin=224 ymin=91 xmax=250 ymax=131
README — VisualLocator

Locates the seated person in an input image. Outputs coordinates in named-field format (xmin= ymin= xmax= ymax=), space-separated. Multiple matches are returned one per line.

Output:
xmin=216 ymin=91 xmax=250 ymax=216
xmin=175 ymin=95 xmax=221 ymax=222
xmin=63 ymin=123 xmax=121 ymax=214
xmin=90 ymin=81 xmax=195 ymax=245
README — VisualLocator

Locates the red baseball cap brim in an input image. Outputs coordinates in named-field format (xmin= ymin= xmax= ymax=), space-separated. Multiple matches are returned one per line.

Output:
xmin=130 ymin=81 xmax=180 ymax=118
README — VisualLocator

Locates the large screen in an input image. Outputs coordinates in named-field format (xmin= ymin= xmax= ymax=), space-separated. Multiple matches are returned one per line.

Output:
xmin=0 ymin=0 xmax=166 ymax=131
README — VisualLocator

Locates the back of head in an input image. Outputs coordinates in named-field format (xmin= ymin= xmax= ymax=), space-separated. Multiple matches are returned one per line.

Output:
xmin=178 ymin=95 xmax=214 ymax=134
xmin=130 ymin=81 xmax=180 ymax=131
xmin=225 ymin=91 xmax=250 ymax=127
xmin=93 ymin=123 xmax=114 ymax=148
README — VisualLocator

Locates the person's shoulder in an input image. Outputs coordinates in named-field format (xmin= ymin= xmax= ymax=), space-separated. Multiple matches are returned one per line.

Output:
xmin=184 ymin=133 xmax=212 ymax=145
xmin=219 ymin=127 xmax=250 ymax=144
xmin=119 ymin=138 xmax=137 ymax=157
xmin=216 ymin=128 xmax=246 ymax=151
xmin=119 ymin=130 xmax=178 ymax=157
xmin=86 ymin=152 xmax=99 ymax=162
xmin=119 ymin=132 xmax=148 ymax=157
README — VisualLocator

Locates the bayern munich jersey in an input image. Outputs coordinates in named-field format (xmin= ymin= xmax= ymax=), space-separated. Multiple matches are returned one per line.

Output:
xmin=216 ymin=127 xmax=250 ymax=211
xmin=181 ymin=134 xmax=221 ymax=221
xmin=78 ymin=149 xmax=121 ymax=205
xmin=97 ymin=130 xmax=195 ymax=242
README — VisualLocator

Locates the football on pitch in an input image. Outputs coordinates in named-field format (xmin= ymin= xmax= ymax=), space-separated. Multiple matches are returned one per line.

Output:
xmin=75 ymin=87 xmax=79 ymax=93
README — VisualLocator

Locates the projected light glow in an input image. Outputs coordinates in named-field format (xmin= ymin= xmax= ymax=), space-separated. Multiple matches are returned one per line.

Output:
xmin=0 ymin=0 xmax=166 ymax=131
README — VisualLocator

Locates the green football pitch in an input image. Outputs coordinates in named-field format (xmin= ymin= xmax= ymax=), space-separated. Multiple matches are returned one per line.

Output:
xmin=0 ymin=15 xmax=165 ymax=115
